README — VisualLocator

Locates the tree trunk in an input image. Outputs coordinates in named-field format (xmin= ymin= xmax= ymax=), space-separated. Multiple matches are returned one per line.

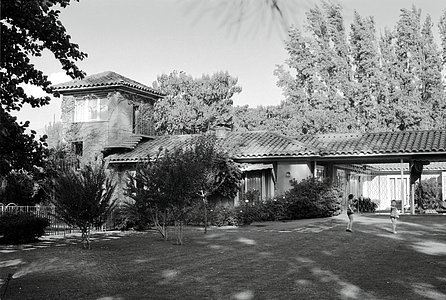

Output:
xmin=204 ymin=197 xmax=208 ymax=234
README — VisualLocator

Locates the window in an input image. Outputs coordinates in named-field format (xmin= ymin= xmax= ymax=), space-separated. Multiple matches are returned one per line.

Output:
xmin=315 ymin=166 xmax=325 ymax=180
xmin=74 ymin=97 xmax=107 ymax=122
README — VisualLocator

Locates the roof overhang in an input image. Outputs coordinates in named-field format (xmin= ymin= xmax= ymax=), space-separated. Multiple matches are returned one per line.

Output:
xmin=54 ymin=85 xmax=164 ymax=100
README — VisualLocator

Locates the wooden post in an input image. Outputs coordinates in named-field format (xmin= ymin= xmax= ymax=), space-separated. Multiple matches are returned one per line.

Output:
xmin=313 ymin=161 xmax=317 ymax=178
xmin=400 ymin=159 xmax=405 ymax=214
xmin=410 ymin=161 xmax=415 ymax=214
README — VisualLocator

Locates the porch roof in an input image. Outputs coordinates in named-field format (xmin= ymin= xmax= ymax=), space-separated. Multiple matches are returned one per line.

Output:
xmin=295 ymin=130 xmax=446 ymax=162
xmin=52 ymin=71 xmax=165 ymax=97
xmin=107 ymin=131 xmax=319 ymax=163
xmin=107 ymin=129 xmax=446 ymax=164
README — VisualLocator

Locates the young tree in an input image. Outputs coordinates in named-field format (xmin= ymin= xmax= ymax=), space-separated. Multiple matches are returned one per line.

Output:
xmin=127 ymin=135 xmax=241 ymax=244
xmin=153 ymin=71 xmax=242 ymax=135
xmin=191 ymin=135 xmax=242 ymax=233
xmin=50 ymin=164 xmax=116 ymax=249
xmin=1 ymin=0 xmax=86 ymax=175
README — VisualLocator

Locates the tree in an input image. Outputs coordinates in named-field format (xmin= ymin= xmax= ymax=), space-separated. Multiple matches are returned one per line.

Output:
xmin=1 ymin=0 xmax=86 ymax=175
xmin=50 ymin=164 xmax=116 ymax=249
xmin=275 ymin=2 xmax=354 ymax=134
xmin=127 ymin=134 xmax=241 ymax=244
xmin=190 ymin=135 xmax=241 ymax=233
xmin=274 ymin=2 xmax=446 ymax=134
xmin=153 ymin=71 xmax=242 ymax=135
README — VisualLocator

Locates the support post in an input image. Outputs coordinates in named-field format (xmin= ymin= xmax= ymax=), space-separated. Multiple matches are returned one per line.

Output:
xmin=410 ymin=161 xmax=415 ymax=214
xmin=313 ymin=161 xmax=317 ymax=178
xmin=400 ymin=159 xmax=405 ymax=214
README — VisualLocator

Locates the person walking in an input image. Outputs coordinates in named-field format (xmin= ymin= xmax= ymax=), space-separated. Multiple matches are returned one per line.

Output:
xmin=390 ymin=200 xmax=400 ymax=234
xmin=346 ymin=194 xmax=355 ymax=232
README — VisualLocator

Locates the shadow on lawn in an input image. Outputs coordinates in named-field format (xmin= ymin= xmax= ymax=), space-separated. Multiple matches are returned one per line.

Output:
xmin=354 ymin=215 xmax=446 ymax=256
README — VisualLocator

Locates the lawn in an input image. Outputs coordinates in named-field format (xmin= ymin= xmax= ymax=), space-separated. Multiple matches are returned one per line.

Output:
xmin=0 ymin=214 xmax=445 ymax=300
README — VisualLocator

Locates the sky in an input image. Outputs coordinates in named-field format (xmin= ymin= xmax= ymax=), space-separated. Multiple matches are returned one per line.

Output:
xmin=13 ymin=0 xmax=445 ymax=135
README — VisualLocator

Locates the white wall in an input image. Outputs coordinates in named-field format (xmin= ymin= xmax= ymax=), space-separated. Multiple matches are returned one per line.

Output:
xmin=276 ymin=162 xmax=312 ymax=196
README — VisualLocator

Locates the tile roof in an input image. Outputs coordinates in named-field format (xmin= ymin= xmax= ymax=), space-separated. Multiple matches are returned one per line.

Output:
xmin=107 ymin=130 xmax=446 ymax=164
xmin=220 ymin=131 xmax=319 ymax=159
xmin=52 ymin=71 xmax=165 ymax=96
xmin=296 ymin=130 xmax=446 ymax=157
xmin=372 ymin=162 xmax=446 ymax=172
xmin=107 ymin=131 xmax=319 ymax=163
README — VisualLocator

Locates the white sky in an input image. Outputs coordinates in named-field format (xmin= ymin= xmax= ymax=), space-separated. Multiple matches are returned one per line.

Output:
xmin=12 ymin=0 xmax=444 ymax=135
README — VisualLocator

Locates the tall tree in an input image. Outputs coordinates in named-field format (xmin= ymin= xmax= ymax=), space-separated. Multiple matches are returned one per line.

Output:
xmin=419 ymin=15 xmax=446 ymax=129
xmin=1 ymin=0 xmax=86 ymax=175
xmin=275 ymin=1 xmax=354 ymax=134
xmin=275 ymin=2 xmax=446 ymax=134
xmin=153 ymin=71 xmax=241 ymax=135
xmin=349 ymin=12 xmax=385 ymax=131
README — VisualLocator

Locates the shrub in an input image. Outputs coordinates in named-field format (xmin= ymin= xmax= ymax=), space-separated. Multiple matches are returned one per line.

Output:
xmin=209 ymin=205 xmax=238 ymax=226
xmin=111 ymin=203 xmax=152 ymax=231
xmin=0 ymin=213 xmax=49 ymax=244
xmin=415 ymin=178 xmax=442 ymax=209
xmin=0 ymin=171 xmax=37 ymax=206
xmin=356 ymin=197 xmax=377 ymax=213
xmin=285 ymin=177 xmax=343 ymax=219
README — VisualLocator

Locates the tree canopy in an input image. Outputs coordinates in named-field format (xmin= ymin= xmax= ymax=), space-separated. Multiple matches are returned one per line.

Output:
xmin=127 ymin=134 xmax=241 ymax=244
xmin=152 ymin=71 xmax=242 ymax=135
xmin=0 ymin=0 xmax=86 ymax=175
xmin=236 ymin=2 xmax=446 ymax=135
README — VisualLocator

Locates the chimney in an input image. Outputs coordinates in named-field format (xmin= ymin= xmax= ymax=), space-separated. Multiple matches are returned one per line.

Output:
xmin=215 ymin=125 xmax=230 ymax=138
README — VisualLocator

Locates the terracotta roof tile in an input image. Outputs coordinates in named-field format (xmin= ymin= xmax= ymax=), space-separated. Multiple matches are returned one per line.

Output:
xmin=108 ymin=130 xmax=446 ymax=163
xmin=108 ymin=131 xmax=318 ymax=162
xmin=296 ymin=130 xmax=446 ymax=156
xmin=52 ymin=71 xmax=165 ymax=96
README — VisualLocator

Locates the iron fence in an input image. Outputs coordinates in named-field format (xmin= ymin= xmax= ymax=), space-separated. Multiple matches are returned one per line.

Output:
xmin=0 ymin=205 xmax=103 ymax=236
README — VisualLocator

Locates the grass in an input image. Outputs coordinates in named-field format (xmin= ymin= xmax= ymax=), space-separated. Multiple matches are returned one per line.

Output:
xmin=0 ymin=214 xmax=446 ymax=300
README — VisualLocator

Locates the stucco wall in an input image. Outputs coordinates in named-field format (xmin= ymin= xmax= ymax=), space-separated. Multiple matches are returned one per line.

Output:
xmin=61 ymin=90 xmax=154 ymax=166
xmin=276 ymin=162 xmax=312 ymax=195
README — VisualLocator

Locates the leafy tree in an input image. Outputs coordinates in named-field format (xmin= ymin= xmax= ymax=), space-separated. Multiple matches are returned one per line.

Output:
xmin=350 ymin=12 xmax=386 ymax=131
xmin=1 ymin=0 xmax=86 ymax=175
xmin=190 ymin=135 xmax=241 ymax=233
xmin=153 ymin=71 xmax=241 ymax=135
xmin=273 ymin=2 xmax=446 ymax=134
xmin=50 ymin=164 xmax=116 ymax=249
xmin=0 ymin=171 xmax=36 ymax=206
xmin=127 ymin=135 xmax=241 ymax=244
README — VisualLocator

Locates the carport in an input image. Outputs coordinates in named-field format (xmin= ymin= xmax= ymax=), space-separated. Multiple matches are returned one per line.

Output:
xmin=297 ymin=130 xmax=446 ymax=213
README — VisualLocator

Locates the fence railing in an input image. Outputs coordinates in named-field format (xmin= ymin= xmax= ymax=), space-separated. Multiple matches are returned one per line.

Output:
xmin=0 ymin=205 xmax=77 ymax=236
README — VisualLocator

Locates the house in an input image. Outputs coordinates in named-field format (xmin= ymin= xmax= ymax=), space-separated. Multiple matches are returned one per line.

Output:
xmin=55 ymin=71 xmax=446 ymax=212
xmin=53 ymin=71 xmax=165 ymax=166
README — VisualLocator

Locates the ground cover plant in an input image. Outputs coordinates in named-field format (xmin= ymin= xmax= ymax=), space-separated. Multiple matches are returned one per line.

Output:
xmin=0 ymin=214 xmax=445 ymax=299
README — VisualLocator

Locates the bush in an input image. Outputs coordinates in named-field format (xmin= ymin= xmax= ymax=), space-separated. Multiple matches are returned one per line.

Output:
xmin=356 ymin=197 xmax=378 ymax=212
xmin=209 ymin=205 xmax=239 ymax=226
xmin=0 ymin=213 xmax=49 ymax=244
xmin=415 ymin=178 xmax=442 ymax=209
xmin=284 ymin=177 xmax=343 ymax=219
xmin=0 ymin=171 xmax=37 ymax=206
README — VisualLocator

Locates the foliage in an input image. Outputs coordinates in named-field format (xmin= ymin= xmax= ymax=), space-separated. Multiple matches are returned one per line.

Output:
xmin=0 ymin=171 xmax=35 ymax=205
xmin=0 ymin=213 xmax=49 ymax=244
xmin=356 ymin=197 xmax=378 ymax=213
xmin=1 ymin=0 xmax=86 ymax=175
xmin=231 ymin=2 xmax=446 ymax=135
xmin=112 ymin=202 xmax=154 ymax=231
xmin=49 ymin=164 xmax=116 ymax=249
xmin=127 ymin=135 xmax=241 ymax=243
xmin=284 ymin=177 xmax=343 ymax=219
xmin=415 ymin=177 xmax=442 ymax=209
xmin=153 ymin=71 xmax=242 ymax=135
